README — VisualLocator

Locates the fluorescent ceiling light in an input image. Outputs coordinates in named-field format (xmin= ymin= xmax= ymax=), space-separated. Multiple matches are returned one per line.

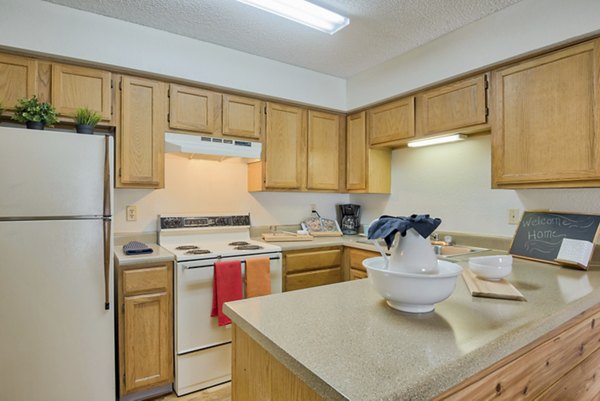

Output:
xmin=407 ymin=134 xmax=467 ymax=148
xmin=237 ymin=0 xmax=350 ymax=34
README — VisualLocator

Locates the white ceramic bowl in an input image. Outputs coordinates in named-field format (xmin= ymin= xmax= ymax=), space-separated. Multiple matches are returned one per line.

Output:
xmin=468 ymin=255 xmax=513 ymax=280
xmin=363 ymin=257 xmax=463 ymax=313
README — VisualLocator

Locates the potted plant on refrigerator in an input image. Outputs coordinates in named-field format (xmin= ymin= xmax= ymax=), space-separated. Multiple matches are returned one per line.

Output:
xmin=12 ymin=96 xmax=59 ymax=130
xmin=74 ymin=107 xmax=102 ymax=134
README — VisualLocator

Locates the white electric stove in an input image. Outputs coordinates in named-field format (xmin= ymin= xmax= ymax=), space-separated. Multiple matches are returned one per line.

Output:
xmin=158 ymin=213 xmax=282 ymax=396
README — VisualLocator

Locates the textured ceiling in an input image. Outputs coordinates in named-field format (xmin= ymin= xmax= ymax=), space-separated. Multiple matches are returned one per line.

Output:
xmin=43 ymin=0 xmax=523 ymax=78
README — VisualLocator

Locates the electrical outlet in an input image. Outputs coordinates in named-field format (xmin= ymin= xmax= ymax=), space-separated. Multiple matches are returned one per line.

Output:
xmin=508 ymin=208 xmax=520 ymax=225
xmin=310 ymin=203 xmax=317 ymax=214
xmin=126 ymin=205 xmax=137 ymax=222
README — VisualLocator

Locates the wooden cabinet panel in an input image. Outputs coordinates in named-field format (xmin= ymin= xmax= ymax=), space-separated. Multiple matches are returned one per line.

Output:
xmin=417 ymin=74 xmax=488 ymax=136
xmin=123 ymin=264 xmax=170 ymax=295
xmin=123 ymin=292 xmax=172 ymax=393
xmin=51 ymin=63 xmax=112 ymax=120
xmin=534 ymin=346 xmax=600 ymax=401
xmin=349 ymin=248 xmax=378 ymax=271
xmin=367 ymin=96 xmax=415 ymax=147
xmin=264 ymin=102 xmax=306 ymax=189
xmin=284 ymin=247 xmax=343 ymax=291
xmin=346 ymin=112 xmax=368 ymax=190
xmin=346 ymin=112 xmax=391 ymax=193
xmin=232 ymin=325 xmax=324 ymax=401
xmin=307 ymin=110 xmax=342 ymax=191
xmin=349 ymin=269 xmax=368 ymax=280
xmin=222 ymin=94 xmax=263 ymax=139
xmin=169 ymin=84 xmax=221 ymax=133
xmin=117 ymin=262 xmax=173 ymax=397
xmin=119 ymin=76 xmax=166 ymax=188
xmin=285 ymin=267 xmax=342 ymax=292
xmin=0 ymin=53 xmax=37 ymax=111
xmin=492 ymin=39 xmax=600 ymax=188
xmin=438 ymin=307 xmax=600 ymax=401
xmin=285 ymin=248 xmax=342 ymax=273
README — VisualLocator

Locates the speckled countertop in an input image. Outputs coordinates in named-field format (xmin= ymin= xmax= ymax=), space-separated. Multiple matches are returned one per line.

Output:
xmin=224 ymin=256 xmax=600 ymax=401
xmin=114 ymin=243 xmax=174 ymax=266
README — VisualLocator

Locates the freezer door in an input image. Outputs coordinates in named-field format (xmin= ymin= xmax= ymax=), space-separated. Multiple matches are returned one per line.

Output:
xmin=0 ymin=219 xmax=115 ymax=401
xmin=0 ymin=127 xmax=112 ymax=217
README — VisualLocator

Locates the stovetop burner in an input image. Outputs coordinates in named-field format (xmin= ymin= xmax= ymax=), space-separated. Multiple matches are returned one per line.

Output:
xmin=228 ymin=241 xmax=250 ymax=246
xmin=176 ymin=245 xmax=199 ymax=250
xmin=234 ymin=245 xmax=263 ymax=250
xmin=185 ymin=249 xmax=212 ymax=255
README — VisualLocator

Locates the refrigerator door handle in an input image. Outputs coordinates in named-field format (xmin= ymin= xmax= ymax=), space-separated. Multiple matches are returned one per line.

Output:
xmin=103 ymin=135 xmax=111 ymax=217
xmin=103 ymin=217 xmax=111 ymax=310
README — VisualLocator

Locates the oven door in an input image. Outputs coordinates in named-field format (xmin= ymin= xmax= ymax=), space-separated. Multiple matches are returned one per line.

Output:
xmin=176 ymin=252 xmax=282 ymax=354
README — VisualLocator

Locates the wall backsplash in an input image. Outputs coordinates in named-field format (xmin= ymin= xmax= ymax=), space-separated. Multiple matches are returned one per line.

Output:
xmin=352 ymin=134 xmax=600 ymax=238
xmin=114 ymin=154 xmax=350 ymax=233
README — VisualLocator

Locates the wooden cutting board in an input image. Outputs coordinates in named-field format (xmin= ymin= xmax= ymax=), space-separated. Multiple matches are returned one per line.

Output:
xmin=261 ymin=232 xmax=313 ymax=242
xmin=462 ymin=268 xmax=526 ymax=301
xmin=309 ymin=231 xmax=343 ymax=237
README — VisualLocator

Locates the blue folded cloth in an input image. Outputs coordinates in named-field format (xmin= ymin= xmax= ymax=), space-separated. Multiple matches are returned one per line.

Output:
xmin=368 ymin=214 xmax=441 ymax=249
xmin=123 ymin=241 xmax=153 ymax=255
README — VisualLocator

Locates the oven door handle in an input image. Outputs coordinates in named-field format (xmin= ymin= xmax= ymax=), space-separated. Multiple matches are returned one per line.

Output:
xmin=183 ymin=255 xmax=281 ymax=270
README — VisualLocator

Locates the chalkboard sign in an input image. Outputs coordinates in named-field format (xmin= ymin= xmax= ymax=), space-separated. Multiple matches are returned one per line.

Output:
xmin=509 ymin=211 xmax=600 ymax=264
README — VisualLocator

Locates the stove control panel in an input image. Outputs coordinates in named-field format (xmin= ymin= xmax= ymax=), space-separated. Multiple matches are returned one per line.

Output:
xmin=159 ymin=214 xmax=251 ymax=230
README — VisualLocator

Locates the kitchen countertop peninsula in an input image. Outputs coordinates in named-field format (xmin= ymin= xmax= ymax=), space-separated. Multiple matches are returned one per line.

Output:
xmin=224 ymin=255 xmax=600 ymax=400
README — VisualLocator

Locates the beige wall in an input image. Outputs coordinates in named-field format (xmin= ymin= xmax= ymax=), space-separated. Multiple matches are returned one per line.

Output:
xmin=352 ymin=135 xmax=600 ymax=237
xmin=114 ymin=154 xmax=349 ymax=233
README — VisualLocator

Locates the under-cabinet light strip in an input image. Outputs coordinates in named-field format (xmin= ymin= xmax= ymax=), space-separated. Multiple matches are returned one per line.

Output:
xmin=407 ymin=134 xmax=467 ymax=148
xmin=237 ymin=0 xmax=350 ymax=34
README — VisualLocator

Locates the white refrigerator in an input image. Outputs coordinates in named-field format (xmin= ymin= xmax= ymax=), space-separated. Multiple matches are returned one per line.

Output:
xmin=0 ymin=126 xmax=116 ymax=401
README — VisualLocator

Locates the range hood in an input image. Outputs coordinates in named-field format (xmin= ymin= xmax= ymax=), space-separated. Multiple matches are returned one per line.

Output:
xmin=164 ymin=132 xmax=262 ymax=162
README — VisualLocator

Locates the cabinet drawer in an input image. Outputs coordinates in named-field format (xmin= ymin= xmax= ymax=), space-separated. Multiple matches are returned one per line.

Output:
xmin=285 ymin=248 xmax=342 ymax=273
xmin=123 ymin=264 xmax=170 ymax=295
xmin=349 ymin=248 xmax=379 ymax=271
xmin=285 ymin=267 xmax=342 ymax=291
xmin=349 ymin=268 xmax=368 ymax=280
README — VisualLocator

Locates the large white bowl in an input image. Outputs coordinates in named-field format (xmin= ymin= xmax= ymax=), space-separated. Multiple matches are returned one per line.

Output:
xmin=363 ymin=257 xmax=463 ymax=313
xmin=468 ymin=255 xmax=512 ymax=281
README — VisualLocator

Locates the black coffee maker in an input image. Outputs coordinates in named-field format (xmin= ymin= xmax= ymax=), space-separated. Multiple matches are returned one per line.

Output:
xmin=338 ymin=204 xmax=361 ymax=235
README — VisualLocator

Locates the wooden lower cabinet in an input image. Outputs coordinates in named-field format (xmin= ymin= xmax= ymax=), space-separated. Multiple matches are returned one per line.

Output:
xmin=345 ymin=247 xmax=378 ymax=280
xmin=117 ymin=261 xmax=174 ymax=397
xmin=283 ymin=247 xmax=343 ymax=291
xmin=435 ymin=305 xmax=600 ymax=401
xmin=232 ymin=325 xmax=324 ymax=401
xmin=232 ymin=303 xmax=600 ymax=401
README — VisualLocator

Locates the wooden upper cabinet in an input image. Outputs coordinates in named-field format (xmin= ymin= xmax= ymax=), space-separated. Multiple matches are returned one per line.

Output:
xmin=0 ymin=53 xmax=37 ymax=111
xmin=168 ymin=84 xmax=221 ymax=134
xmin=51 ymin=63 xmax=112 ymax=120
xmin=222 ymin=94 xmax=263 ymax=140
xmin=119 ymin=76 xmax=166 ymax=188
xmin=367 ymin=96 xmax=415 ymax=147
xmin=492 ymin=38 xmax=600 ymax=188
xmin=416 ymin=74 xmax=488 ymax=136
xmin=264 ymin=102 xmax=306 ymax=190
xmin=346 ymin=112 xmax=367 ymax=191
xmin=307 ymin=110 xmax=342 ymax=191
xmin=346 ymin=112 xmax=391 ymax=194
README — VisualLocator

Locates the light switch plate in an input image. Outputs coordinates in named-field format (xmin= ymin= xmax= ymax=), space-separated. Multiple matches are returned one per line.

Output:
xmin=508 ymin=208 xmax=520 ymax=225
xmin=126 ymin=205 xmax=137 ymax=222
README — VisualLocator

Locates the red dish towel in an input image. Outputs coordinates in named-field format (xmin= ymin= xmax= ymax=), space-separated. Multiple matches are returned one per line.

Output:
xmin=211 ymin=260 xmax=243 ymax=326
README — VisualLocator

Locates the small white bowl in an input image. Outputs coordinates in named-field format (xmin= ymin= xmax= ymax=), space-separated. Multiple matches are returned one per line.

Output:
xmin=468 ymin=255 xmax=513 ymax=281
xmin=363 ymin=257 xmax=463 ymax=313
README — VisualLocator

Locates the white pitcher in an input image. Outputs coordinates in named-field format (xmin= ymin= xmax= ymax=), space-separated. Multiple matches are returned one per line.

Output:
xmin=374 ymin=228 xmax=439 ymax=274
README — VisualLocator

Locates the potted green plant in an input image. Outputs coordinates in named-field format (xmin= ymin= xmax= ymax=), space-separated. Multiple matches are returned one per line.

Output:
xmin=74 ymin=107 xmax=102 ymax=134
xmin=12 ymin=96 xmax=59 ymax=130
